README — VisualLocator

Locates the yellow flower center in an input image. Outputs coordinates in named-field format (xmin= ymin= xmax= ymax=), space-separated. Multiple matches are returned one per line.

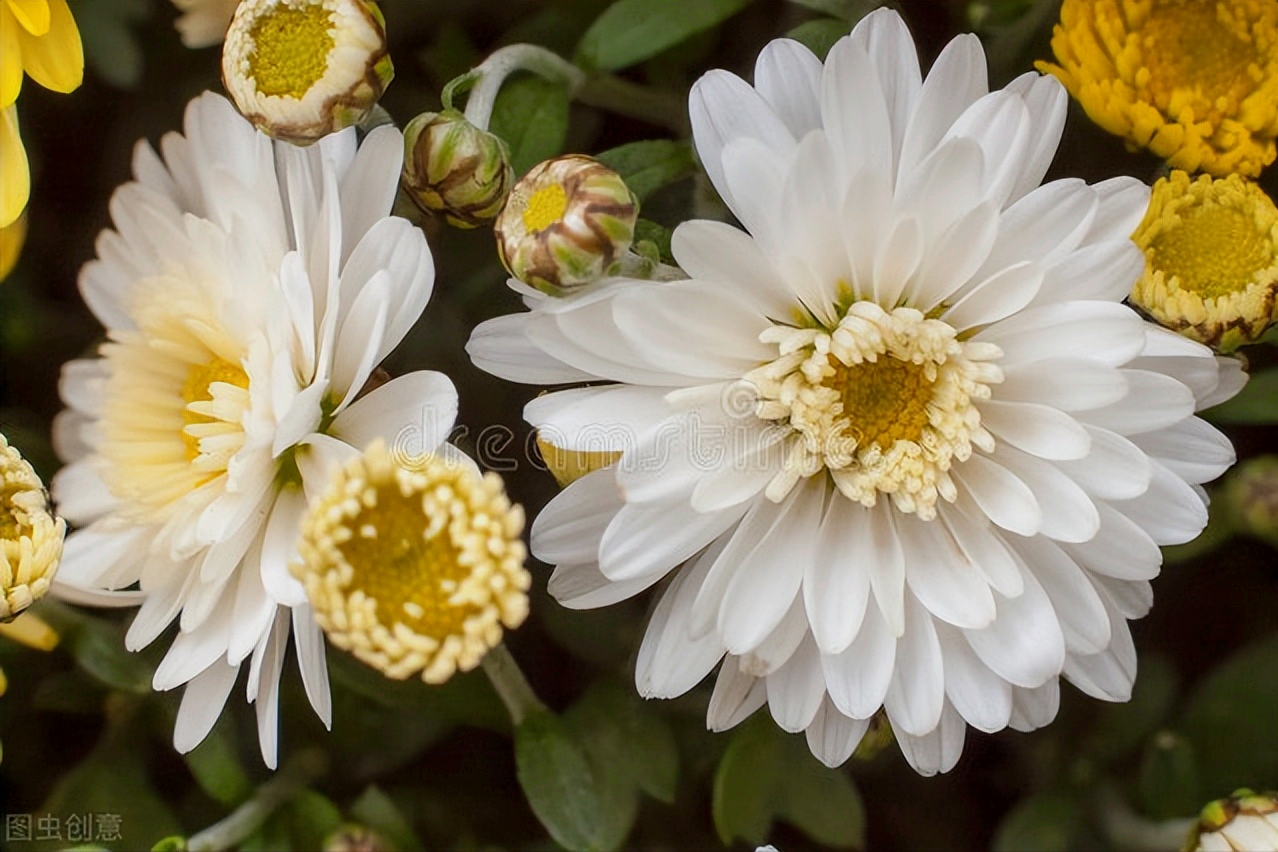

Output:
xmin=1 ymin=436 xmax=64 ymax=622
xmin=521 ymin=184 xmax=568 ymax=233
xmin=0 ymin=482 xmax=32 ymax=541
xmin=744 ymin=301 xmax=1002 ymax=519
xmin=98 ymin=275 xmax=250 ymax=516
xmin=247 ymin=3 xmax=335 ymax=99
xmin=295 ymin=441 xmax=530 ymax=683
xmin=1132 ymin=170 xmax=1278 ymax=351
xmin=1142 ymin=1 xmax=1259 ymax=114
xmin=181 ymin=358 xmax=251 ymax=461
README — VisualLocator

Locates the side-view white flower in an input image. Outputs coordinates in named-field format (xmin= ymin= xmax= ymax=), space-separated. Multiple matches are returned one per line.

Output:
xmin=467 ymin=9 xmax=1247 ymax=774
xmin=51 ymin=92 xmax=457 ymax=767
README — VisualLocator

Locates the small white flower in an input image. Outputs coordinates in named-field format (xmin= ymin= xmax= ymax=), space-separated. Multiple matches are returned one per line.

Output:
xmin=468 ymin=9 xmax=1246 ymax=775
xmin=52 ymin=91 xmax=455 ymax=767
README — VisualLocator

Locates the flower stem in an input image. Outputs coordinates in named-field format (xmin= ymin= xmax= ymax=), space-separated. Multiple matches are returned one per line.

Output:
xmin=187 ymin=749 xmax=328 ymax=852
xmin=480 ymin=643 xmax=546 ymax=727
xmin=460 ymin=44 xmax=586 ymax=130
xmin=575 ymin=75 xmax=690 ymax=134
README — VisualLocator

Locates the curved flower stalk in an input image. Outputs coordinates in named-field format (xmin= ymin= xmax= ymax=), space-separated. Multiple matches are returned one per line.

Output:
xmin=468 ymin=9 xmax=1246 ymax=774
xmin=51 ymin=92 xmax=456 ymax=767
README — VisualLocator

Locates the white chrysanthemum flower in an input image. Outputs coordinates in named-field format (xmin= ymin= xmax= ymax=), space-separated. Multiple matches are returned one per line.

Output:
xmin=51 ymin=91 xmax=456 ymax=767
xmin=467 ymin=9 xmax=1247 ymax=775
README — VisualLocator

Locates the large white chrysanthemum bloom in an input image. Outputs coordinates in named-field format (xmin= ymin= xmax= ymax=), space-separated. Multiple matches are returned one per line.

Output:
xmin=467 ymin=9 xmax=1247 ymax=775
xmin=51 ymin=92 xmax=457 ymax=767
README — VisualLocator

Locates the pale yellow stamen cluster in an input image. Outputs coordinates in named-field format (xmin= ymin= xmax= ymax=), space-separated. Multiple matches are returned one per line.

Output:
xmin=1039 ymin=0 xmax=1278 ymax=177
xmin=1 ymin=435 xmax=65 ymax=621
xmin=98 ymin=274 xmax=249 ymax=519
xmin=1132 ymin=170 xmax=1278 ymax=351
xmin=293 ymin=440 xmax=530 ymax=684
xmin=745 ymin=302 xmax=1002 ymax=519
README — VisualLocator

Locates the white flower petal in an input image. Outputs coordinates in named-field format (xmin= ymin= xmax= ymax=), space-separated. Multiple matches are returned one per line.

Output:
xmin=753 ymin=38 xmax=824 ymax=138
xmin=805 ymin=699 xmax=871 ymax=768
xmin=329 ymin=370 xmax=458 ymax=459
xmin=173 ymin=659 xmax=240 ymax=754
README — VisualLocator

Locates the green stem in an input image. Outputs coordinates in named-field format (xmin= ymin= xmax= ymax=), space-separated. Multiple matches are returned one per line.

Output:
xmin=187 ymin=749 xmax=328 ymax=852
xmin=480 ymin=643 xmax=546 ymax=727
xmin=461 ymin=44 xmax=587 ymax=130
xmin=575 ymin=75 xmax=690 ymax=134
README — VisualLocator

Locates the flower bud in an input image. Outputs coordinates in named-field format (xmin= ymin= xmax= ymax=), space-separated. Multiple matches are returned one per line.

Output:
xmin=401 ymin=111 xmax=513 ymax=229
xmin=1184 ymin=789 xmax=1278 ymax=852
xmin=494 ymin=154 xmax=638 ymax=295
xmin=222 ymin=0 xmax=393 ymax=145
xmin=323 ymin=824 xmax=395 ymax=852
xmin=1132 ymin=171 xmax=1278 ymax=353
xmin=1222 ymin=455 xmax=1278 ymax=548
xmin=2 ymin=434 xmax=65 ymax=622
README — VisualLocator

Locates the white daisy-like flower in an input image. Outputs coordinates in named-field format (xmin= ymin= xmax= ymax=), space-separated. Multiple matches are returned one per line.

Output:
xmin=467 ymin=9 xmax=1247 ymax=775
xmin=51 ymin=91 xmax=456 ymax=767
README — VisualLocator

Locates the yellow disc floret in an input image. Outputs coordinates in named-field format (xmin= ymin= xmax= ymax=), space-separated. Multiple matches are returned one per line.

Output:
xmin=1132 ymin=170 xmax=1278 ymax=350
xmin=246 ymin=4 xmax=335 ymax=99
xmin=744 ymin=301 xmax=1003 ymax=519
xmin=1 ymin=434 xmax=65 ymax=622
xmin=1039 ymin=0 xmax=1278 ymax=177
xmin=293 ymin=440 xmax=530 ymax=684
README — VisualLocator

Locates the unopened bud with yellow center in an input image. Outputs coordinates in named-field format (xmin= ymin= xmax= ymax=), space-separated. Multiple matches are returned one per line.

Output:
xmin=292 ymin=440 xmax=530 ymax=684
xmin=495 ymin=154 xmax=638 ymax=296
xmin=1132 ymin=171 xmax=1278 ymax=352
xmin=222 ymin=0 xmax=393 ymax=145
xmin=1 ymin=434 xmax=65 ymax=621
xmin=1221 ymin=454 xmax=1278 ymax=548
xmin=1184 ymin=789 xmax=1278 ymax=851
xmin=401 ymin=110 xmax=513 ymax=229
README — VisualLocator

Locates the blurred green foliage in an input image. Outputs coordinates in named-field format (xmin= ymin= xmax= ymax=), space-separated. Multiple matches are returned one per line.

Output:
xmin=2 ymin=0 xmax=1277 ymax=850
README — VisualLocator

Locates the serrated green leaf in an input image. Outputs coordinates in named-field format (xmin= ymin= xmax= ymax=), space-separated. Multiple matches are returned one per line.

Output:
xmin=1203 ymin=366 xmax=1278 ymax=424
xmin=991 ymin=792 xmax=1085 ymax=852
xmin=184 ymin=715 xmax=251 ymax=806
xmin=1180 ymin=634 xmax=1278 ymax=796
xmin=69 ymin=617 xmax=152 ymax=694
xmin=596 ymin=140 xmax=696 ymax=203
xmin=576 ymin=0 xmax=753 ymax=72
xmin=515 ymin=710 xmax=613 ymax=851
xmin=490 ymin=76 xmax=571 ymax=177
xmin=786 ymin=18 xmax=854 ymax=59
xmin=1139 ymin=731 xmax=1201 ymax=819
xmin=712 ymin=715 xmax=784 ymax=845
xmin=350 ymin=785 xmax=423 ymax=852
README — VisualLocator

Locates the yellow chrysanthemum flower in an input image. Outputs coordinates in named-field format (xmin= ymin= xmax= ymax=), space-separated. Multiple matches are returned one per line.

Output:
xmin=1039 ymin=0 xmax=1278 ymax=177
xmin=1132 ymin=170 xmax=1278 ymax=351
xmin=0 ymin=0 xmax=83 ymax=226
xmin=292 ymin=440 xmax=530 ymax=684
xmin=2 ymin=434 xmax=65 ymax=622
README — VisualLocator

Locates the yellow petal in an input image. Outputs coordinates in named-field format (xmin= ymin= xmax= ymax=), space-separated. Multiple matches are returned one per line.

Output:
xmin=0 ymin=612 xmax=60 ymax=651
xmin=0 ymin=105 xmax=29 ymax=227
xmin=0 ymin=10 xmax=24 ymax=107
xmin=5 ymin=0 xmax=51 ymax=37
xmin=14 ymin=0 xmax=80 ymax=95
xmin=0 ymin=208 xmax=25 ymax=280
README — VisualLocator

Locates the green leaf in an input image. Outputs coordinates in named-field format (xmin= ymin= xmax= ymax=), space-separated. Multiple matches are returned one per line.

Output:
xmin=1203 ymin=366 xmax=1278 ymax=424
xmin=150 ymin=838 xmax=187 ymax=852
xmin=991 ymin=792 xmax=1086 ymax=852
xmin=280 ymin=790 xmax=345 ymax=852
xmin=69 ymin=0 xmax=148 ymax=89
xmin=515 ymin=710 xmax=613 ymax=851
xmin=1180 ymin=634 xmax=1278 ymax=796
xmin=634 ymin=220 xmax=673 ymax=264
xmin=576 ymin=0 xmax=753 ymax=72
xmin=1139 ymin=731 xmax=1202 ymax=819
xmin=350 ymin=785 xmax=423 ymax=852
xmin=713 ymin=715 xmax=863 ymax=848
xmin=565 ymin=680 xmax=679 ymax=804
xmin=786 ymin=18 xmax=854 ymax=60
xmin=596 ymin=140 xmax=696 ymax=203
xmin=490 ymin=76 xmax=571 ymax=177
xmin=184 ymin=715 xmax=252 ymax=806
xmin=69 ymin=617 xmax=153 ymax=694
xmin=785 ymin=0 xmax=879 ymax=20
xmin=1083 ymin=654 xmax=1179 ymax=765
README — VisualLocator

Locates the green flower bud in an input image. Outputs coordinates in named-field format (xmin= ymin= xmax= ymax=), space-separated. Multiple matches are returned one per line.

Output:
xmin=1184 ymin=789 xmax=1278 ymax=852
xmin=1222 ymin=455 xmax=1278 ymax=548
xmin=494 ymin=154 xmax=638 ymax=295
xmin=323 ymin=824 xmax=395 ymax=852
xmin=222 ymin=0 xmax=393 ymax=145
xmin=401 ymin=110 xmax=513 ymax=229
